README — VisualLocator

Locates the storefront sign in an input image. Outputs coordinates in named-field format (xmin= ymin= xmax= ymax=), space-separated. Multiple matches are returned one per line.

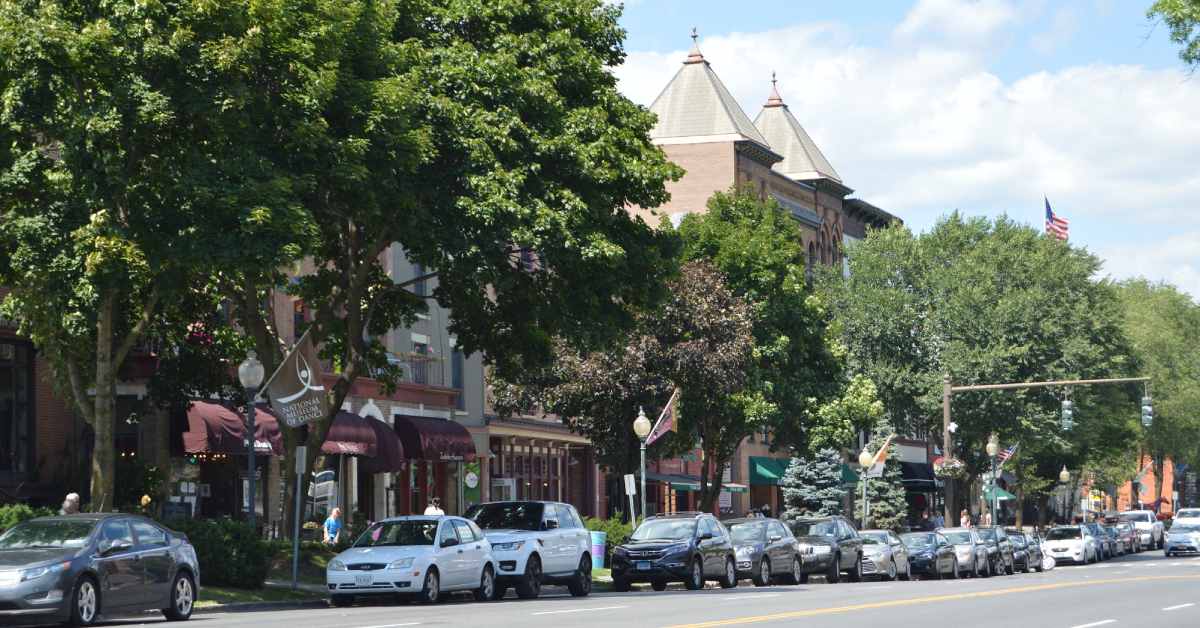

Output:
xmin=264 ymin=329 xmax=329 ymax=428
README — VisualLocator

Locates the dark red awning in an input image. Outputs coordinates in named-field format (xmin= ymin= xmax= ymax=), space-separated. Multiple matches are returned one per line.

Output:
xmin=393 ymin=414 xmax=475 ymax=461
xmin=183 ymin=401 xmax=283 ymax=456
xmin=321 ymin=412 xmax=378 ymax=457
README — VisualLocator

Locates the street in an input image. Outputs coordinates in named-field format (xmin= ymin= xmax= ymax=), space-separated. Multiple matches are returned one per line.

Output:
xmin=72 ymin=551 xmax=1200 ymax=628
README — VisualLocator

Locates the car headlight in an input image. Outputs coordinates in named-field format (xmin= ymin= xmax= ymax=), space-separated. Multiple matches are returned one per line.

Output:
xmin=811 ymin=545 xmax=831 ymax=555
xmin=388 ymin=557 xmax=415 ymax=570
xmin=664 ymin=543 xmax=690 ymax=556
xmin=613 ymin=546 xmax=629 ymax=556
xmin=328 ymin=559 xmax=347 ymax=571
xmin=491 ymin=541 xmax=526 ymax=552
xmin=21 ymin=562 xmax=67 ymax=582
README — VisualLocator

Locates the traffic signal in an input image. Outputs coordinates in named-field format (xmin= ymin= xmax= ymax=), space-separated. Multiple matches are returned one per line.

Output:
xmin=1061 ymin=399 xmax=1074 ymax=430
xmin=1141 ymin=396 xmax=1154 ymax=427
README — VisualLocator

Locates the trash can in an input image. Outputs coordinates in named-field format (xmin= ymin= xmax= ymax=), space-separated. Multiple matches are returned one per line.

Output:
xmin=589 ymin=531 xmax=607 ymax=570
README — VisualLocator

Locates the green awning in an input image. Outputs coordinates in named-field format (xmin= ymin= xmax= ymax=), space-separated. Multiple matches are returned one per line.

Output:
xmin=841 ymin=464 xmax=860 ymax=486
xmin=750 ymin=457 xmax=790 ymax=485
xmin=984 ymin=486 xmax=1017 ymax=501
xmin=647 ymin=471 xmax=748 ymax=493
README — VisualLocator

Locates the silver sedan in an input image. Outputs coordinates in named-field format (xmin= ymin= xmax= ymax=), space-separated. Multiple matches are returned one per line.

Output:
xmin=939 ymin=527 xmax=990 ymax=577
xmin=859 ymin=530 xmax=911 ymax=581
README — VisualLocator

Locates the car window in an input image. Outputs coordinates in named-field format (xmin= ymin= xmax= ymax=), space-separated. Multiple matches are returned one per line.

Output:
xmin=131 ymin=520 xmax=167 ymax=547
xmin=100 ymin=519 xmax=134 ymax=547
xmin=356 ymin=520 xmax=439 ymax=547
xmin=632 ymin=518 xmax=697 ymax=542
xmin=699 ymin=518 xmax=716 ymax=537
xmin=839 ymin=521 xmax=855 ymax=539
xmin=468 ymin=520 xmax=485 ymax=539
xmin=438 ymin=522 xmax=460 ymax=546
xmin=942 ymin=530 xmax=973 ymax=545
xmin=1046 ymin=527 xmax=1081 ymax=540
xmin=557 ymin=505 xmax=580 ymax=529
xmin=769 ymin=521 xmax=789 ymax=540
xmin=731 ymin=521 xmax=767 ymax=544
xmin=0 ymin=519 xmax=95 ymax=550
xmin=466 ymin=502 xmax=545 ymax=531
xmin=793 ymin=520 xmax=838 ymax=537
xmin=1177 ymin=509 xmax=1200 ymax=519
xmin=1120 ymin=512 xmax=1152 ymax=523
xmin=453 ymin=520 xmax=476 ymax=543
xmin=542 ymin=504 xmax=560 ymax=529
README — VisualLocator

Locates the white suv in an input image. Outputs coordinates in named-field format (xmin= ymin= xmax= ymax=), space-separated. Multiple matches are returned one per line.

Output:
xmin=1120 ymin=510 xmax=1164 ymax=550
xmin=465 ymin=501 xmax=592 ymax=600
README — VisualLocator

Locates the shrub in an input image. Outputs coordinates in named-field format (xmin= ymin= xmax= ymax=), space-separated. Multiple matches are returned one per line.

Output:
xmin=583 ymin=516 xmax=633 ymax=567
xmin=0 ymin=504 xmax=55 ymax=532
xmin=164 ymin=517 xmax=275 ymax=589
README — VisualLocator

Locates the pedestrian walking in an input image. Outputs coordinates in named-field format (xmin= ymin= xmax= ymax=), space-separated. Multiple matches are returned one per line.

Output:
xmin=59 ymin=492 xmax=80 ymax=515
xmin=981 ymin=510 xmax=992 ymax=526
xmin=932 ymin=511 xmax=945 ymax=529
xmin=960 ymin=508 xmax=971 ymax=527
xmin=323 ymin=508 xmax=343 ymax=546
xmin=424 ymin=497 xmax=445 ymax=516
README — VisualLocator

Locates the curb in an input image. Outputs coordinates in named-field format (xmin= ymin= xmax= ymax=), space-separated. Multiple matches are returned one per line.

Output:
xmin=194 ymin=599 xmax=328 ymax=614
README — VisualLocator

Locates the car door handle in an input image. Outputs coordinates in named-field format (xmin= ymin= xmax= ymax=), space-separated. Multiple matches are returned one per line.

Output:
xmin=475 ymin=545 xmax=481 ymax=549
xmin=457 ymin=549 xmax=464 ymax=554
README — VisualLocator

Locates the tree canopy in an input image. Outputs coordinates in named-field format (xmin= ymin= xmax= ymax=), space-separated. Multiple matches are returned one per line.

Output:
xmin=1150 ymin=0 xmax=1200 ymax=69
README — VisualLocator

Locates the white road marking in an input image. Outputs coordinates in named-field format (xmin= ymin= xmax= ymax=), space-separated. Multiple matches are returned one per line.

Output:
xmin=357 ymin=624 xmax=421 ymax=628
xmin=1069 ymin=621 xmax=1116 ymax=628
xmin=1163 ymin=603 xmax=1195 ymax=611
xmin=532 ymin=605 xmax=629 ymax=616
xmin=718 ymin=594 xmax=781 ymax=601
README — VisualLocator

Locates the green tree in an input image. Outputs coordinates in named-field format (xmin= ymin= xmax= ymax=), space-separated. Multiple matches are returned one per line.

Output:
xmin=781 ymin=448 xmax=847 ymax=522
xmin=1149 ymin=0 xmax=1200 ymax=68
xmin=854 ymin=421 xmax=908 ymax=532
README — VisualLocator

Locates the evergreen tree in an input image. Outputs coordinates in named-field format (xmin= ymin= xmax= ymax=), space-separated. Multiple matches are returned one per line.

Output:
xmin=854 ymin=421 xmax=910 ymax=531
xmin=782 ymin=448 xmax=847 ymax=523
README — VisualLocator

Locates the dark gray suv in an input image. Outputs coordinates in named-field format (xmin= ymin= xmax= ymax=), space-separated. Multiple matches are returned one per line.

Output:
xmin=611 ymin=512 xmax=738 ymax=591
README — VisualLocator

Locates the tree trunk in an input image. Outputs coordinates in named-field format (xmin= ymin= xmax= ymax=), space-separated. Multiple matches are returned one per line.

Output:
xmin=1015 ymin=484 xmax=1025 ymax=528
xmin=698 ymin=456 xmax=724 ymax=514
xmin=1036 ymin=493 xmax=1049 ymax=528
xmin=90 ymin=293 xmax=117 ymax=512
xmin=1153 ymin=455 xmax=1166 ymax=511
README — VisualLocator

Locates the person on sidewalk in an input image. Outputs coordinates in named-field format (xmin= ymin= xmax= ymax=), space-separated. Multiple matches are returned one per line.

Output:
xmin=424 ymin=497 xmax=445 ymax=516
xmin=323 ymin=508 xmax=343 ymax=546
xmin=960 ymin=508 xmax=972 ymax=527
xmin=59 ymin=492 xmax=81 ymax=515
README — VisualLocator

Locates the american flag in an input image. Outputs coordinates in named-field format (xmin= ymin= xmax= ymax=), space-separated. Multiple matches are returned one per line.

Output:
xmin=997 ymin=442 xmax=1019 ymax=465
xmin=1045 ymin=198 xmax=1069 ymax=241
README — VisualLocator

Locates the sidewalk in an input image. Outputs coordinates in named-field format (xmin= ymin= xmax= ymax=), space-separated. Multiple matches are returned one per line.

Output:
xmin=264 ymin=579 xmax=329 ymax=595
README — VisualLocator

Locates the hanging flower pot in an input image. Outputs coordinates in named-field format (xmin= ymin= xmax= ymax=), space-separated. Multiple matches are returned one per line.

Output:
xmin=933 ymin=457 xmax=967 ymax=480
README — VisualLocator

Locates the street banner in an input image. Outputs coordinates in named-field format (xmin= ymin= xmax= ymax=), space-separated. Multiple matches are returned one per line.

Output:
xmin=262 ymin=329 xmax=329 ymax=428
xmin=646 ymin=388 xmax=679 ymax=446
xmin=867 ymin=435 xmax=895 ymax=478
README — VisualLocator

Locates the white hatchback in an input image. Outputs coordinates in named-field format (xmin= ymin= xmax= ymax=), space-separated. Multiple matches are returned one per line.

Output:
xmin=326 ymin=516 xmax=495 ymax=606
xmin=1173 ymin=508 xmax=1200 ymax=525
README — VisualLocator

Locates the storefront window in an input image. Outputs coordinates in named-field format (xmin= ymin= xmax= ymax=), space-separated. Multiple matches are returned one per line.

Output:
xmin=0 ymin=340 xmax=33 ymax=477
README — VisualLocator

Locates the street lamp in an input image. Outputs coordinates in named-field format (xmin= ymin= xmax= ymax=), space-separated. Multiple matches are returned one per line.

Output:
xmin=1059 ymin=466 xmax=1071 ymax=523
xmin=985 ymin=433 xmax=1000 ymax=525
xmin=633 ymin=407 xmax=652 ymax=523
xmin=858 ymin=447 xmax=874 ymax=529
xmin=238 ymin=351 xmax=265 ymax=530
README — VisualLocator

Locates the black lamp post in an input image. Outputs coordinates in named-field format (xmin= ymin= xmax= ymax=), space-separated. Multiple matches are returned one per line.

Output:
xmin=238 ymin=351 xmax=265 ymax=530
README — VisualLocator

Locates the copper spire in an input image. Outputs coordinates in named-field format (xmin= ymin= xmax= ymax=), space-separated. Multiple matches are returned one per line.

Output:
xmin=764 ymin=71 xmax=785 ymax=107
xmin=685 ymin=27 xmax=705 ymax=64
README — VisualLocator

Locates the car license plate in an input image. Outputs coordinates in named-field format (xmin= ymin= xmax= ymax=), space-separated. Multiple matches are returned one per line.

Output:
xmin=1053 ymin=548 xmax=1066 ymax=552
xmin=636 ymin=561 xmax=651 ymax=571
xmin=355 ymin=574 xmax=373 ymax=586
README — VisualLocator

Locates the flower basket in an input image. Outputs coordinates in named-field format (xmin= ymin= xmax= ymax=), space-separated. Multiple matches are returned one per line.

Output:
xmin=933 ymin=457 xmax=967 ymax=480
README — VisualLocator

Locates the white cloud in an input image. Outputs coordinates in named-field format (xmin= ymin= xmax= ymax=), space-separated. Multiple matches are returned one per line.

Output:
xmin=1099 ymin=232 xmax=1200 ymax=300
xmin=615 ymin=19 xmax=1200 ymax=297
xmin=895 ymin=0 xmax=1019 ymax=44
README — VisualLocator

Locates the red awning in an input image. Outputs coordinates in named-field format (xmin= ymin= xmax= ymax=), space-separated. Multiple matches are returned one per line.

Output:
xmin=183 ymin=401 xmax=283 ymax=456
xmin=359 ymin=418 xmax=407 ymax=474
xmin=393 ymin=414 xmax=475 ymax=461
xmin=321 ymin=412 xmax=379 ymax=457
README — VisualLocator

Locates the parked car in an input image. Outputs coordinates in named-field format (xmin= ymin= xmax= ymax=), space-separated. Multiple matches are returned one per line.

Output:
xmin=610 ymin=512 xmax=738 ymax=592
xmin=327 ymin=515 xmax=494 ymax=606
xmin=790 ymin=516 xmax=864 ymax=583
xmin=859 ymin=530 xmax=910 ymax=581
xmin=465 ymin=501 xmax=592 ymax=599
xmin=1041 ymin=525 xmax=1097 ymax=564
xmin=939 ymin=527 xmax=990 ymax=577
xmin=1119 ymin=510 xmax=1164 ymax=549
xmin=727 ymin=518 xmax=807 ymax=586
xmin=1173 ymin=508 xmax=1200 ymax=526
xmin=1008 ymin=532 xmax=1043 ymax=572
xmin=1115 ymin=522 xmax=1140 ymax=553
xmin=975 ymin=527 xmax=1015 ymax=575
xmin=1102 ymin=526 xmax=1126 ymax=556
xmin=1083 ymin=522 xmax=1113 ymax=560
xmin=1164 ymin=522 xmax=1200 ymax=556
xmin=900 ymin=532 xmax=957 ymax=579
xmin=0 ymin=514 xmax=199 ymax=626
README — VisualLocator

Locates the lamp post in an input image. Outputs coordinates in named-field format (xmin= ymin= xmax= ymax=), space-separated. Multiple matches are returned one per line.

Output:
xmin=985 ymin=433 xmax=1000 ymax=525
xmin=238 ymin=351 xmax=265 ymax=531
xmin=1059 ymin=466 xmax=1071 ymax=524
xmin=633 ymin=407 xmax=652 ymax=523
xmin=858 ymin=447 xmax=874 ymax=529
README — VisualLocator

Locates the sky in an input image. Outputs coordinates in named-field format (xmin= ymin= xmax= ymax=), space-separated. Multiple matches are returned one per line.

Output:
xmin=611 ymin=0 xmax=1200 ymax=298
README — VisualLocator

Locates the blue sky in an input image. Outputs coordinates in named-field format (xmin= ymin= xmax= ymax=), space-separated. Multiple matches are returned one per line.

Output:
xmin=612 ymin=0 xmax=1200 ymax=297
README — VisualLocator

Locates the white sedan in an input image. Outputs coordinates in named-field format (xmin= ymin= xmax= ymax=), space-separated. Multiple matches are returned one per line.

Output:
xmin=327 ymin=516 xmax=495 ymax=606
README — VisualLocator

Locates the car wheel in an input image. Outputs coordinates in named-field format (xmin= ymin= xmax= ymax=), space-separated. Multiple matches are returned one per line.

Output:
xmin=799 ymin=572 xmax=810 ymax=584
xmin=612 ymin=576 xmax=631 ymax=593
xmin=753 ymin=558 xmax=771 ymax=587
xmin=685 ymin=558 xmax=704 ymax=590
xmin=972 ymin=558 xmax=981 ymax=578
xmin=950 ymin=557 xmax=959 ymax=579
xmin=474 ymin=565 xmax=496 ymax=602
xmin=787 ymin=556 xmax=803 ymax=585
xmin=490 ymin=584 xmax=508 ymax=601
xmin=69 ymin=576 xmax=99 ymax=627
xmin=903 ymin=560 xmax=912 ymax=581
xmin=847 ymin=554 xmax=862 ymax=583
xmin=163 ymin=571 xmax=196 ymax=621
xmin=651 ymin=579 xmax=668 ymax=591
xmin=515 ymin=555 xmax=542 ymax=599
xmin=885 ymin=560 xmax=897 ymax=581
xmin=330 ymin=594 xmax=354 ymax=607
xmin=826 ymin=554 xmax=840 ymax=584
xmin=1034 ymin=557 xmax=1044 ymax=573
xmin=719 ymin=557 xmax=738 ymax=589
xmin=420 ymin=569 xmax=440 ymax=604
xmin=567 ymin=556 xmax=592 ymax=597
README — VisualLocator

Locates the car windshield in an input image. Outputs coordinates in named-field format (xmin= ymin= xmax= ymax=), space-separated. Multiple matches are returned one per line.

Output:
xmin=355 ymin=520 xmax=439 ymax=547
xmin=793 ymin=521 xmax=838 ymax=537
xmin=902 ymin=533 xmax=935 ymax=548
xmin=942 ymin=531 xmax=973 ymax=544
xmin=861 ymin=532 xmax=888 ymax=545
xmin=1177 ymin=509 xmax=1200 ymax=519
xmin=1120 ymin=512 xmax=1152 ymax=523
xmin=1010 ymin=535 xmax=1026 ymax=548
xmin=729 ymin=522 xmax=766 ymax=544
xmin=977 ymin=528 xmax=997 ymax=541
xmin=0 ymin=519 xmax=95 ymax=550
xmin=465 ymin=503 xmax=543 ymax=531
xmin=1046 ymin=527 xmax=1081 ymax=540
xmin=632 ymin=519 xmax=697 ymax=542
xmin=1171 ymin=523 xmax=1200 ymax=534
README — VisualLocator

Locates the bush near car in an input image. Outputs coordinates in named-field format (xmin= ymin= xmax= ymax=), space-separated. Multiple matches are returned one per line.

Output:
xmin=165 ymin=516 xmax=275 ymax=588
xmin=0 ymin=503 xmax=55 ymax=532
xmin=584 ymin=516 xmax=633 ymax=567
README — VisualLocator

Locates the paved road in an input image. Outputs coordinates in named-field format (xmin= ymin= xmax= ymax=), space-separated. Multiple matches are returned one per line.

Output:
xmin=57 ymin=551 xmax=1200 ymax=628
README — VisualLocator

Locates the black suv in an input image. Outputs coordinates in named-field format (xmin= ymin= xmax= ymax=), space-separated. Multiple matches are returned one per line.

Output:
xmin=789 ymin=516 xmax=864 ymax=583
xmin=976 ymin=526 xmax=1015 ymax=575
xmin=611 ymin=512 xmax=738 ymax=591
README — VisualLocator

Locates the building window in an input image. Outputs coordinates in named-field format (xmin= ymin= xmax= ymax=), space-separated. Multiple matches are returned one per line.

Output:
xmin=451 ymin=349 xmax=465 ymax=410
xmin=0 ymin=340 xmax=33 ymax=476
xmin=413 ymin=263 xmax=427 ymax=297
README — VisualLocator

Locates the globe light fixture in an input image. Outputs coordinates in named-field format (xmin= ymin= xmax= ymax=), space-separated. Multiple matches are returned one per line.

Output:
xmin=858 ymin=448 xmax=874 ymax=469
xmin=985 ymin=433 xmax=1000 ymax=458
xmin=1059 ymin=465 xmax=1070 ymax=484
xmin=237 ymin=350 xmax=265 ymax=531
xmin=238 ymin=350 xmax=265 ymax=389
xmin=633 ymin=407 xmax=652 ymax=523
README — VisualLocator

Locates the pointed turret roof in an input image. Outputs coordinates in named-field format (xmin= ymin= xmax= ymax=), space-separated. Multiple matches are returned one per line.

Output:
xmin=753 ymin=76 xmax=842 ymax=184
xmin=648 ymin=31 xmax=771 ymax=149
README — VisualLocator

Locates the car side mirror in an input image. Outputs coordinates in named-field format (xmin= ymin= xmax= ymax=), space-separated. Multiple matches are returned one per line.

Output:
xmin=699 ymin=532 xmax=714 ymax=541
xmin=769 ymin=535 xmax=783 ymax=543
xmin=441 ymin=537 xmax=459 ymax=548
xmin=99 ymin=539 xmax=131 ymax=556
xmin=542 ymin=520 xmax=559 ymax=531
